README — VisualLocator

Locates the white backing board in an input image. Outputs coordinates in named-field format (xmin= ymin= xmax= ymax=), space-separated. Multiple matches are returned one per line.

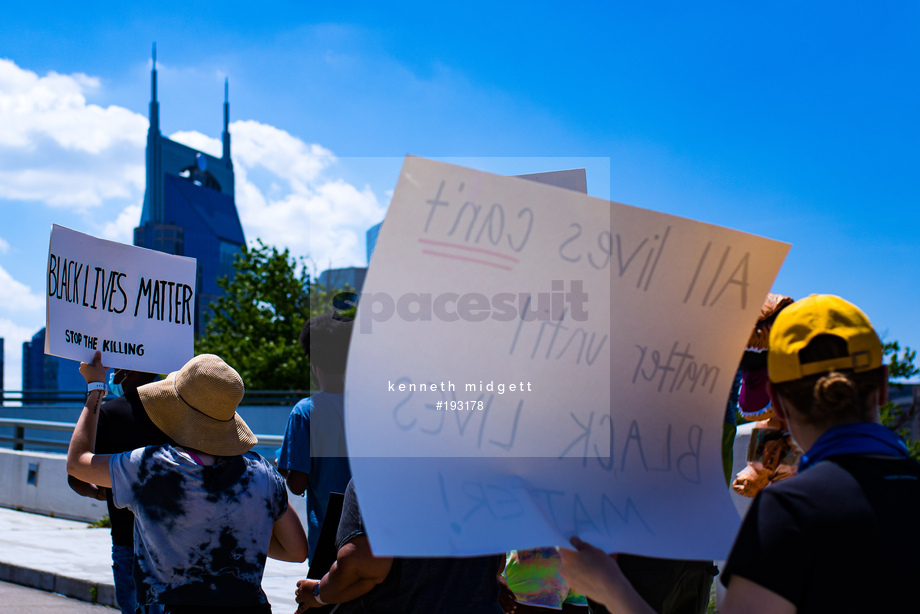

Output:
xmin=45 ymin=225 xmax=196 ymax=374
xmin=345 ymin=157 xmax=790 ymax=560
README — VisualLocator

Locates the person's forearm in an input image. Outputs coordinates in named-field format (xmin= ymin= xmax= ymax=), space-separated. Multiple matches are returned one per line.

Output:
xmin=66 ymin=389 xmax=104 ymax=481
xmin=67 ymin=351 xmax=112 ymax=487
xmin=559 ymin=538 xmax=656 ymax=614
xmin=295 ymin=538 xmax=392 ymax=611
xmin=67 ymin=475 xmax=106 ymax=500
xmin=317 ymin=562 xmax=383 ymax=605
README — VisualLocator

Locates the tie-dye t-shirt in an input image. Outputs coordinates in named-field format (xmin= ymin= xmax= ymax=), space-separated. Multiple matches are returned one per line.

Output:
xmin=110 ymin=445 xmax=288 ymax=609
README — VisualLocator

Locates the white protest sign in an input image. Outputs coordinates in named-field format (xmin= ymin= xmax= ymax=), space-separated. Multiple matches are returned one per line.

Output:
xmin=345 ymin=157 xmax=790 ymax=560
xmin=45 ymin=225 xmax=196 ymax=374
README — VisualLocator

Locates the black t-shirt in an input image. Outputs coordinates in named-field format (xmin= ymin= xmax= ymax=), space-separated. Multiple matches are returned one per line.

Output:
xmin=334 ymin=480 xmax=504 ymax=614
xmin=95 ymin=388 xmax=171 ymax=546
xmin=722 ymin=454 xmax=920 ymax=612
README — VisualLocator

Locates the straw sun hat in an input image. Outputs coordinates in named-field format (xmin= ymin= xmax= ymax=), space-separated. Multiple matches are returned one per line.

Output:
xmin=137 ymin=354 xmax=257 ymax=456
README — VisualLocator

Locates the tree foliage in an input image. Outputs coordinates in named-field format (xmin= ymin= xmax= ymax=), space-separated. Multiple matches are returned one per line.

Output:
xmin=880 ymin=341 xmax=920 ymax=461
xmin=195 ymin=239 xmax=340 ymax=391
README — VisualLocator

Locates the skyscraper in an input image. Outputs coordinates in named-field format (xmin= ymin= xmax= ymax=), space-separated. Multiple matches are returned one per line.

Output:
xmin=366 ymin=220 xmax=383 ymax=264
xmin=133 ymin=45 xmax=245 ymax=334
xmin=22 ymin=329 xmax=85 ymax=399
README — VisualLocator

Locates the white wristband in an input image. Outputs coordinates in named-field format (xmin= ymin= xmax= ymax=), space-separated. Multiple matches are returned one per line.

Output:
xmin=313 ymin=581 xmax=327 ymax=605
xmin=86 ymin=382 xmax=107 ymax=397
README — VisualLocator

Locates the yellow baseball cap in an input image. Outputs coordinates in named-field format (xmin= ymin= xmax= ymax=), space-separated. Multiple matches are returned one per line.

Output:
xmin=768 ymin=295 xmax=883 ymax=384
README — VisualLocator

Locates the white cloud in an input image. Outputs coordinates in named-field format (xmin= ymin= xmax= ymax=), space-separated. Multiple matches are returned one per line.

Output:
xmin=169 ymin=130 xmax=222 ymax=159
xmin=0 ymin=263 xmax=44 ymax=391
xmin=0 ymin=58 xmax=147 ymax=208
xmin=0 ymin=59 xmax=146 ymax=153
xmin=0 ymin=262 xmax=44 ymax=313
xmin=0 ymin=237 xmax=8 ymax=253
xmin=230 ymin=120 xmax=335 ymax=194
xmin=0 ymin=164 xmax=144 ymax=208
xmin=101 ymin=203 xmax=143 ymax=243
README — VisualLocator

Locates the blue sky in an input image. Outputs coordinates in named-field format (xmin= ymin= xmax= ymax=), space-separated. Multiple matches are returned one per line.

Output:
xmin=1 ymin=1 xmax=918 ymax=390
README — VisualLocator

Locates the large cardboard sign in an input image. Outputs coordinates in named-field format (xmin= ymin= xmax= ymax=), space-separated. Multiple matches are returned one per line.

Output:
xmin=345 ymin=157 xmax=790 ymax=560
xmin=45 ymin=225 xmax=196 ymax=374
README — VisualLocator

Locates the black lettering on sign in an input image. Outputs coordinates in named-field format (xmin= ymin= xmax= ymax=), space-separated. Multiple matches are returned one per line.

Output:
xmin=133 ymin=277 xmax=193 ymax=325
xmin=48 ymin=254 xmax=92 ymax=305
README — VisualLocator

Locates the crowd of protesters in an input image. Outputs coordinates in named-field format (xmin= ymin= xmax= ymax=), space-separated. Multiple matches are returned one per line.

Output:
xmin=67 ymin=294 xmax=920 ymax=613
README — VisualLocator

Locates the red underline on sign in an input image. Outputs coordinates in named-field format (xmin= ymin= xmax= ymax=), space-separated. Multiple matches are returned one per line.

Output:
xmin=417 ymin=238 xmax=520 ymax=263
xmin=421 ymin=250 xmax=514 ymax=271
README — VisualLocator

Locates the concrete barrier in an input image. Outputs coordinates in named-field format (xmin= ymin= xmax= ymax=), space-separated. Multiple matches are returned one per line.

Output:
xmin=0 ymin=449 xmax=107 ymax=523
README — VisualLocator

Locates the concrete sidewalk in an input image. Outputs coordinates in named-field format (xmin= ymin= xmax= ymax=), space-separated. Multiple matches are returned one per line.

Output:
xmin=0 ymin=506 xmax=307 ymax=611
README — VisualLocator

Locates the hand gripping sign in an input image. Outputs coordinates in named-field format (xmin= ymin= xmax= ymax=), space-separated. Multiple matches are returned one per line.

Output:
xmin=46 ymin=225 xmax=196 ymax=374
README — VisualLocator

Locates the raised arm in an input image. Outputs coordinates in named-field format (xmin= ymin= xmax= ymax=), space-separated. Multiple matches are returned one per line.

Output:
xmin=66 ymin=351 xmax=114 ymax=488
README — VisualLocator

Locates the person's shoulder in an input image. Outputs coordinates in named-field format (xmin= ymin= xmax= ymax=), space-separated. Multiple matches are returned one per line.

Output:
xmin=757 ymin=455 xmax=920 ymax=517
xmin=749 ymin=463 xmax=849 ymax=512
xmin=242 ymin=451 xmax=279 ymax=473
xmin=291 ymin=396 xmax=316 ymax=415
xmin=307 ymin=392 xmax=345 ymax=417
xmin=764 ymin=460 xmax=851 ymax=493
xmin=828 ymin=454 xmax=920 ymax=490
xmin=832 ymin=453 xmax=920 ymax=473
xmin=243 ymin=449 xmax=269 ymax=462
xmin=100 ymin=394 xmax=131 ymax=418
xmin=115 ymin=443 xmax=169 ymax=468
xmin=308 ymin=391 xmax=343 ymax=407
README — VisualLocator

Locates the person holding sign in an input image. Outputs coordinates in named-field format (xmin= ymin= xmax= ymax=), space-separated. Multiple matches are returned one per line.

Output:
xmin=559 ymin=295 xmax=920 ymax=613
xmin=67 ymin=368 xmax=170 ymax=614
xmin=293 ymin=478 xmax=505 ymax=613
xmin=67 ymin=352 xmax=308 ymax=613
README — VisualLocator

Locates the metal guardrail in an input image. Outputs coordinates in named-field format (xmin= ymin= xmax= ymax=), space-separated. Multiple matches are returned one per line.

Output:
xmin=0 ymin=389 xmax=300 ymax=456
xmin=0 ymin=417 xmax=77 ymax=451
xmin=0 ymin=417 xmax=283 ymax=453
xmin=2 ymin=390 xmax=312 ymax=406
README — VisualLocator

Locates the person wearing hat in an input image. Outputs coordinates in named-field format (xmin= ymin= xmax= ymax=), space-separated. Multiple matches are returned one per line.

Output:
xmin=558 ymin=295 xmax=920 ymax=613
xmin=68 ymin=352 xmax=308 ymax=614
xmin=67 ymin=368 xmax=169 ymax=614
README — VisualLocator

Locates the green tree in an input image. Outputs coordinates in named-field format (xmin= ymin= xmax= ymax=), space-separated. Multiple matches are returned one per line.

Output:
xmin=880 ymin=341 xmax=920 ymax=461
xmin=195 ymin=239 xmax=340 ymax=391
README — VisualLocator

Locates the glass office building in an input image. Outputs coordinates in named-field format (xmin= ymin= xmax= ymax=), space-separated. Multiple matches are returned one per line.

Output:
xmin=133 ymin=46 xmax=245 ymax=334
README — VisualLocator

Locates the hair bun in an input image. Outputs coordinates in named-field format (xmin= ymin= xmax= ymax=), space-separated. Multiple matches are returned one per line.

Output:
xmin=814 ymin=372 xmax=858 ymax=415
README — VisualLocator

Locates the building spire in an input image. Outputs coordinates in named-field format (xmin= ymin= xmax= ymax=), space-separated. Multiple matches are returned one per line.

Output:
xmin=222 ymin=77 xmax=231 ymax=161
xmin=149 ymin=43 xmax=159 ymax=134
xmin=144 ymin=43 xmax=162 ymax=225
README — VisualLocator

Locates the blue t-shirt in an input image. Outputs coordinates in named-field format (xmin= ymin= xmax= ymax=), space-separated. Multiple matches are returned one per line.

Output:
xmin=110 ymin=445 xmax=287 ymax=608
xmin=277 ymin=392 xmax=352 ymax=557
